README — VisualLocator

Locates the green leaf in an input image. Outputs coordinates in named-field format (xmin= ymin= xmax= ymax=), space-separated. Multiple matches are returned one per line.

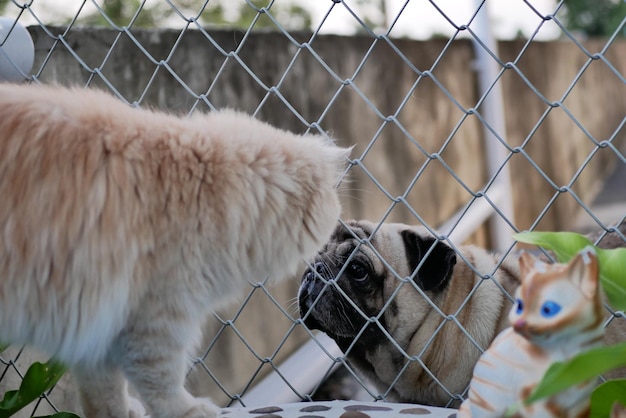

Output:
xmin=20 ymin=361 xmax=66 ymax=399
xmin=0 ymin=360 xmax=67 ymax=418
xmin=596 ymin=247 xmax=626 ymax=311
xmin=590 ymin=379 xmax=626 ymax=418
xmin=0 ymin=344 xmax=8 ymax=353
xmin=525 ymin=342 xmax=626 ymax=404
xmin=513 ymin=231 xmax=626 ymax=311
xmin=504 ymin=402 xmax=524 ymax=417
xmin=512 ymin=231 xmax=593 ymax=262
xmin=0 ymin=391 xmax=20 ymax=415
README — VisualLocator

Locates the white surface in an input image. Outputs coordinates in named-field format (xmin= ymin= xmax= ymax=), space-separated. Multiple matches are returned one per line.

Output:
xmin=128 ymin=396 xmax=459 ymax=417
xmin=222 ymin=400 xmax=457 ymax=417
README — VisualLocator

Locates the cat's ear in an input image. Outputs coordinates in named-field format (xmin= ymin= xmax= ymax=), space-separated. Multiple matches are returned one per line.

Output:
xmin=518 ymin=251 xmax=540 ymax=281
xmin=401 ymin=229 xmax=456 ymax=292
xmin=567 ymin=246 xmax=599 ymax=299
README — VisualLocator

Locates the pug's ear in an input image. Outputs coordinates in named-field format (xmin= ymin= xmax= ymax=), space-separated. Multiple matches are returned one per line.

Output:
xmin=401 ymin=229 xmax=457 ymax=292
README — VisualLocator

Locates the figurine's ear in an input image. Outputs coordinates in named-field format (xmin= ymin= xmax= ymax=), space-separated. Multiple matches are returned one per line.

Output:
xmin=568 ymin=246 xmax=599 ymax=299
xmin=610 ymin=401 xmax=626 ymax=418
xmin=518 ymin=251 xmax=539 ymax=282
xmin=401 ymin=229 xmax=456 ymax=292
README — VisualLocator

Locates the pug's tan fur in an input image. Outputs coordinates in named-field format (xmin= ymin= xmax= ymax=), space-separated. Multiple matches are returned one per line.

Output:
xmin=0 ymin=83 xmax=350 ymax=418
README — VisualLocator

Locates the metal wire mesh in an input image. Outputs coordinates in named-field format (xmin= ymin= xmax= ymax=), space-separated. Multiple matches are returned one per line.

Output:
xmin=1 ymin=0 xmax=625 ymax=415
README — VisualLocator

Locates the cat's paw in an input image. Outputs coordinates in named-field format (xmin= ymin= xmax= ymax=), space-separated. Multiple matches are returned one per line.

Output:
xmin=179 ymin=398 xmax=221 ymax=418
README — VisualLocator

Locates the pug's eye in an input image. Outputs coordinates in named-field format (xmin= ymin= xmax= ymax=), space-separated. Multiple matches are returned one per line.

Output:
xmin=346 ymin=261 xmax=368 ymax=282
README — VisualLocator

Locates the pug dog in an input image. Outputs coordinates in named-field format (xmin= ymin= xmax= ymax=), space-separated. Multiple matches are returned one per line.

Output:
xmin=298 ymin=219 xmax=626 ymax=407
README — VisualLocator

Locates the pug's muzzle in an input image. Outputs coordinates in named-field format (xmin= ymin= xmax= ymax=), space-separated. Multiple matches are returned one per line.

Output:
xmin=299 ymin=258 xmax=374 ymax=341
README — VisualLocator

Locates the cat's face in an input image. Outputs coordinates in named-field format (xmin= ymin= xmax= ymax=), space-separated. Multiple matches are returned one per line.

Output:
xmin=508 ymin=248 xmax=602 ymax=347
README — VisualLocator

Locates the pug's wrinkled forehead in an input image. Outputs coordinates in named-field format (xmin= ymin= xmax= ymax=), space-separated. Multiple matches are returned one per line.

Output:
xmin=320 ymin=220 xmax=456 ymax=293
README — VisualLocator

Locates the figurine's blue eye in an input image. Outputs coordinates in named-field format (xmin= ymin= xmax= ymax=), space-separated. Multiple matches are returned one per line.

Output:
xmin=540 ymin=301 xmax=561 ymax=318
xmin=515 ymin=298 xmax=524 ymax=315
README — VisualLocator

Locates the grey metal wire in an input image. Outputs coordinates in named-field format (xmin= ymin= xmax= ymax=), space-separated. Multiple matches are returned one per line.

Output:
xmin=0 ymin=0 xmax=625 ymax=413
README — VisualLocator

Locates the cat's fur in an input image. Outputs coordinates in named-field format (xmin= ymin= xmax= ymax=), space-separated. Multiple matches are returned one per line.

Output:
xmin=0 ymin=83 xmax=351 ymax=418
xmin=458 ymin=247 xmax=604 ymax=418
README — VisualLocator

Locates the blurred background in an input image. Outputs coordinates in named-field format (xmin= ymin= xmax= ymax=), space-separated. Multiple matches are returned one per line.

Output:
xmin=0 ymin=0 xmax=624 ymax=414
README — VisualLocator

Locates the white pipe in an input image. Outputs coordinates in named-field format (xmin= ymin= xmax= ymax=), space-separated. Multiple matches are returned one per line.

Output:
xmin=439 ymin=185 xmax=508 ymax=245
xmin=239 ymin=333 xmax=342 ymax=407
xmin=471 ymin=0 xmax=515 ymax=252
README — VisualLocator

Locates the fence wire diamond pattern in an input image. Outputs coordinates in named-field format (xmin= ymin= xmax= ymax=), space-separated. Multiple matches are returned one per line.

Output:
xmin=0 ymin=0 xmax=625 ymax=415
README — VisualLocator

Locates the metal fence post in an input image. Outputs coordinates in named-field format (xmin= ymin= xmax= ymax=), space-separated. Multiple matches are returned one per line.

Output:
xmin=471 ymin=0 xmax=515 ymax=252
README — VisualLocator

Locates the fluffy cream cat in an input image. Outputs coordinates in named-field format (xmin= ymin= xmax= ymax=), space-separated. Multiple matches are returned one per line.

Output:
xmin=0 ymin=83 xmax=351 ymax=418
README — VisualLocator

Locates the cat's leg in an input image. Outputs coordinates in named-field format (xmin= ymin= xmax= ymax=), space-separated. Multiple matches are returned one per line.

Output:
xmin=119 ymin=331 xmax=221 ymax=418
xmin=74 ymin=367 xmax=141 ymax=418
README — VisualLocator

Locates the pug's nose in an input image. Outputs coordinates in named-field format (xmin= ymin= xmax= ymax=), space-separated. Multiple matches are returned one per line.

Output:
xmin=305 ymin=262 xmax=324 ymax=281
xmin=314 ymin=261 xmax=324 ymax=275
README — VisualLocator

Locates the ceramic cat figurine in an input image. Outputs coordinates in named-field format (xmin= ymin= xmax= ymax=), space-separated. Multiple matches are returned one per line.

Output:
xmin=458 ymin=246 xmax=604 ymax=418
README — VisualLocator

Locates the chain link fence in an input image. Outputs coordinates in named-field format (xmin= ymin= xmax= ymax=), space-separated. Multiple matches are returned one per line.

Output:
xmin=1 ymin=0 xmax=625 ymax=415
